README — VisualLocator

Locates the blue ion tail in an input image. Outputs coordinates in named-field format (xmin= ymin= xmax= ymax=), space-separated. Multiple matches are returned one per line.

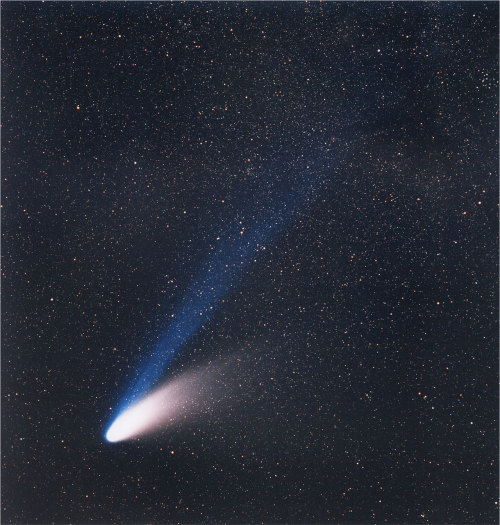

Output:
xmin=109 ymin=146 xmax=349 ymax=427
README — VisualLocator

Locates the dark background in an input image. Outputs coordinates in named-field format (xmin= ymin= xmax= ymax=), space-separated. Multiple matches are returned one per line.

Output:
xmin=2 ymin=2 xmax=498 ymax=523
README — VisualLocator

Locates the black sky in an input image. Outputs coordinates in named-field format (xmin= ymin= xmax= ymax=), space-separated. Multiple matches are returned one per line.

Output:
xmin=2 ymin=2 xmax=498 ymax=523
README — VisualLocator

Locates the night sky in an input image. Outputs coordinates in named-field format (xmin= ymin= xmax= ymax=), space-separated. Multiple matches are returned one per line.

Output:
xmin=2 ymin=2 xmax=498 ymax=523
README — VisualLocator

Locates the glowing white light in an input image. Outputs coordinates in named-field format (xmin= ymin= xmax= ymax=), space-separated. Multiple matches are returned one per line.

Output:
xmin=106 ymin=391 xmax=167 ymax=442
xmin=105 ymin=370 xmax=202 ymax=442
xmin=105 ymin=354 xmax=251 ymax=443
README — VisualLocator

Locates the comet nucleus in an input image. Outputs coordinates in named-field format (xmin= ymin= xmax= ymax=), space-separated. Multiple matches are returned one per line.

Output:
xmin=105 ymin=363 xmax=221 ymax=442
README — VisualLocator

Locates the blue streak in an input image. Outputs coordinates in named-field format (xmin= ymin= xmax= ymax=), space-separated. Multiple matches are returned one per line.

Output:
xmin=112 ymin=148 xmax=347 ymax=417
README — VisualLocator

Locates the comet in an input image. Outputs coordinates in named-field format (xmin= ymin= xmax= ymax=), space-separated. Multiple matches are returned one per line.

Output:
xmin=106 ymin=145 xmax=351 ymax=438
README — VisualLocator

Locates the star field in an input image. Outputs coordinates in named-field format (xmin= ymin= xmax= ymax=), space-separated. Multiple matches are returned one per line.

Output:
xmin=2 ymin=2 xmax=498 ymax=523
